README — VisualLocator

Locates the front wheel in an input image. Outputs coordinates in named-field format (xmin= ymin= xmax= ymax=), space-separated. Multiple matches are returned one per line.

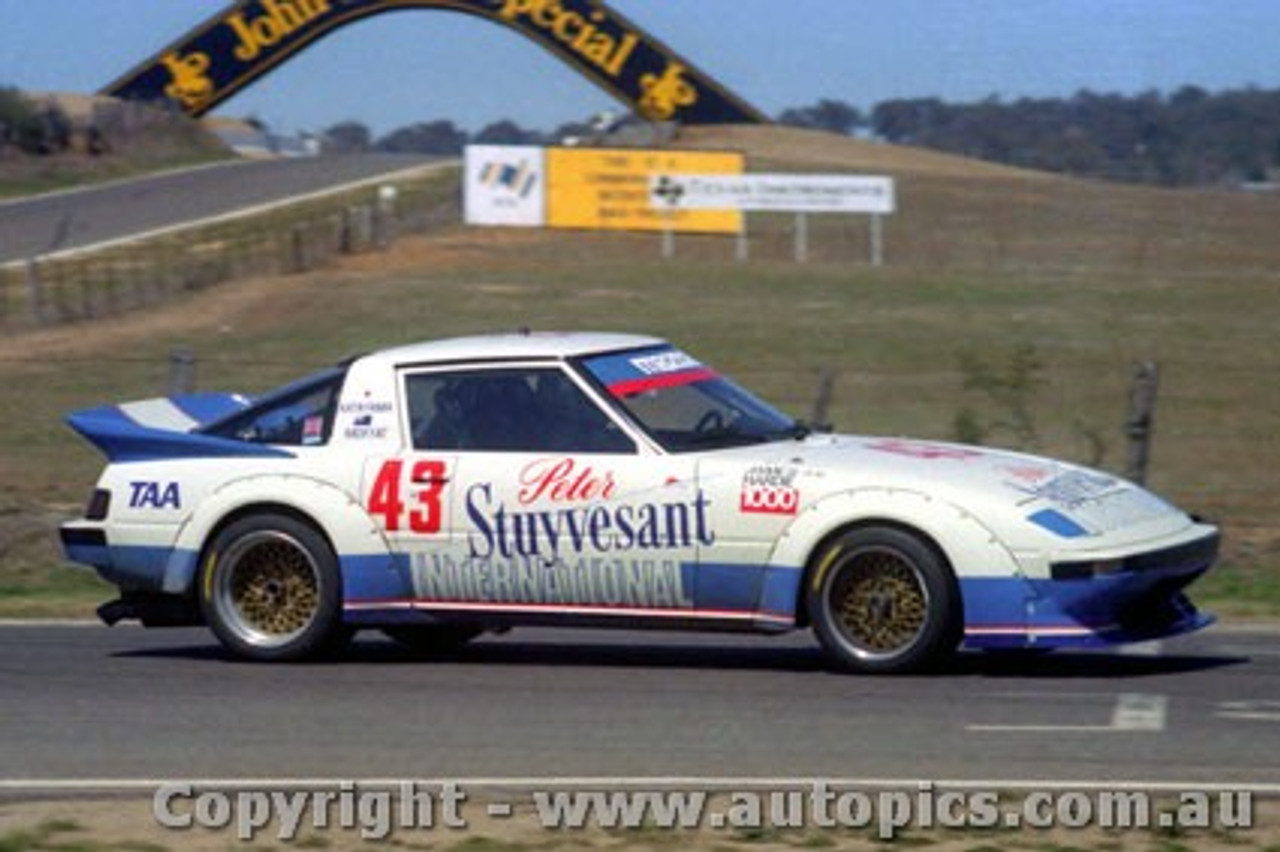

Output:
xmin=806 ymin=526 xmax=961 ymax=674
xmin=198 ymin=514 xmax=347 ymax=662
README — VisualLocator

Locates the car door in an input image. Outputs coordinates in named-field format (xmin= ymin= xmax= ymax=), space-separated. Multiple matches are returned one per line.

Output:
xmin=394 ymin=364 xmax=706 ymax=619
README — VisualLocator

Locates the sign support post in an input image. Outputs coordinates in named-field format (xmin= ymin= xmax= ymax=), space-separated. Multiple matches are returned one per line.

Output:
xmin=870 ymin=213 xmax=884 ymax=267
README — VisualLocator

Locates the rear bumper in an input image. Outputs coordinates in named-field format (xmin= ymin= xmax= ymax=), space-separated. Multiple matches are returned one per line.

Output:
xmin=59 ymin=524 xmax=111 ymax=570
xmin=60 ymin=520 xmax=197 ymax=594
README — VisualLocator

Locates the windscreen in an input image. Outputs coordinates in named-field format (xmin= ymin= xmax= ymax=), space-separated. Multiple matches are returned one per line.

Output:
xmin=579 ymin=346 xmax=799 ymax=453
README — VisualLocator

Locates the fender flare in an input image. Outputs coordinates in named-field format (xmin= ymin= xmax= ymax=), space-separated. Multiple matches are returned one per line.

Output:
xmin=161 ymin=473 xmax=391 ymax=594
xmin=765 ymin=487 xmax=1026 ymax=622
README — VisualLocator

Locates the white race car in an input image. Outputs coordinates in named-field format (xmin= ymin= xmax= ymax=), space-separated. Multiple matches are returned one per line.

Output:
xmin=60 ymin=332 xmax=1218 ymax=672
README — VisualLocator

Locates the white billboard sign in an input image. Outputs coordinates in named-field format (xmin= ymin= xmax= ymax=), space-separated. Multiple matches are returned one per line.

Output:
xmin=464 ymin=145 xmax=546 ymax=227
xmin=650 ymin=173 xmax=896 ymax=214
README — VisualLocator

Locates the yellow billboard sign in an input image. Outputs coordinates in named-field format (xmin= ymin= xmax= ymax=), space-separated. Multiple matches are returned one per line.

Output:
xmin=547 ymin=147 xmax=743 ymax=234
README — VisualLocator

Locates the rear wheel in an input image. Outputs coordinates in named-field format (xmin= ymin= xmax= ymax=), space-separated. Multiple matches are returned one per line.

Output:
xmin=198 ymin=514 xmax=347 ymax=662
xmin=807 ymin=526 xmax=961 ymax=674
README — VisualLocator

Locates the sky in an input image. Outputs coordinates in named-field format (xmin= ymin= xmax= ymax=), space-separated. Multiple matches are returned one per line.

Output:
xmin=3 ymin=1 xmax=1279 ymax=136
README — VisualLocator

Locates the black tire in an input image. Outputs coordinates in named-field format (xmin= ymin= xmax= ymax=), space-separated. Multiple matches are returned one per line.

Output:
xmin=381 ymin=624 xmax=484 ymax=655
xmin=198 ymin=513 xmax=347 ymax=662
xmin=806 ymin=526 xmax=961 ymax=674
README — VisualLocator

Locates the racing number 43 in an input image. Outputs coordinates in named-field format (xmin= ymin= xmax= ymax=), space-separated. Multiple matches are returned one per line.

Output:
xmin=367 ymin=459 xmax=447 ymax=534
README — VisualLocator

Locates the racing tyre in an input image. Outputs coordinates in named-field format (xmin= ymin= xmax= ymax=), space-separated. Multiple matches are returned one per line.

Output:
xmin=199 ymin=514 xmax=347 ymax=662
xmin=807 ymin=526 xmax=961 ymax=674
xmin=381 ymin=624 xmax=484 ymax=655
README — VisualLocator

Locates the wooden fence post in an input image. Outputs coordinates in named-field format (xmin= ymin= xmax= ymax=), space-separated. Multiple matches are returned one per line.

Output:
xmin=1125 ymin=361 xmax=1160 ymax=484
xmin=25 ymin=259 xmax=46 ymax=326
xmin=290 ymin=225 xmax=307 ymax=273
xmin=809 ymin=368 xmax=837 ymax=431
xmin=168 ymin=347 xmax=196 ymax=396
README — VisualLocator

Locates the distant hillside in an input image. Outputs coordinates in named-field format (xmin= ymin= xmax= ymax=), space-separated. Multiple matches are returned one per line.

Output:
xmin=0 ymin=90 xmax=231 ymax=197
xmin=675 ymin=124 xmax=1051 ymax=180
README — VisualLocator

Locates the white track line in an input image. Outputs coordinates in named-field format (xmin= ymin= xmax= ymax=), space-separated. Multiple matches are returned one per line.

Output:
xmin=968 ymin=693 xmax=1166 ymax=733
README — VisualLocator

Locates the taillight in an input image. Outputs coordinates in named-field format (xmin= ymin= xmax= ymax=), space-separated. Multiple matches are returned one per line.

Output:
xmin=86 ymin=489 xmax=111 ymax=521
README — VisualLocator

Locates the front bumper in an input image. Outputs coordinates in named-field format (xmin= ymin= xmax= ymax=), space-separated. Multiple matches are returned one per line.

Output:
xmin=961 ymin=525 xmax=1220 ymax=649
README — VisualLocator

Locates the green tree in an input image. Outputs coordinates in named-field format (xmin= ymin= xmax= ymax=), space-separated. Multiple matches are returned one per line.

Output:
xmin=376 ymin=120 xmax=468 ymax=155
xmin=778 ymin=98 xmax=862 ymax=135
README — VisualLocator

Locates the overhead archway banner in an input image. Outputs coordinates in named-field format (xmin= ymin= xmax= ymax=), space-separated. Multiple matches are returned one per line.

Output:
xmin=102 ymin=0 xmax=766 ymax=125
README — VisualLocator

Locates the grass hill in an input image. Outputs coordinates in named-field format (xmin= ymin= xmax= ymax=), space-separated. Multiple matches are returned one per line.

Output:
xmin=1 ymin=124 xmax=1277 ymax=617
xmin=0 ymin=92 xmax=232 ymax=198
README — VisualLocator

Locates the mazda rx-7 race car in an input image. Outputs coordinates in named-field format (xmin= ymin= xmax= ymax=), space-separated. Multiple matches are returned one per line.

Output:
xmin=60 ymin=332 xmax=1218 ymax=672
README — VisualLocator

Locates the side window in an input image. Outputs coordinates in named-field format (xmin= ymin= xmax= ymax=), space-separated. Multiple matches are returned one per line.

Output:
xmin=406 ymin=368 xmax=635 ymax=454
xmin=205 ymin=373 xmax=344 ymax=446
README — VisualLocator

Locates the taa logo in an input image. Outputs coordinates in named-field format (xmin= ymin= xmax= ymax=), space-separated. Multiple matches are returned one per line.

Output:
xmin=129 ymin=481 xmax=181 ymax=510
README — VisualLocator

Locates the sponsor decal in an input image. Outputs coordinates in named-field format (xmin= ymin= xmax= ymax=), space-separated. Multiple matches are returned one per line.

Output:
xmin=739 ymin=464 xmax=799 ymax=516
xmin=466 ymin=482 xmax=714 ymax=562
xmin=413 ymin=552 xmax=694 ymax=609
xmin=339 ymin=399 xmax=394 ymax=415
xmin=1002 ymin=464 xmax=1055 ymax=483
xmin=867 ymin=439 xmax=983 ymax=460
xmin=585 ymin=347 xmax=718 ymax=397
xmin=1013 ymin=470 xmax=1173 ymax=534
xmin=340 ymin=399 xmax=393 ymax=440
xmin=1013 ymin=470 xmax=1119 ymax=508
xmin=129 ymin=481 xmax=181 ymax=510
xmin=630 ymin=350 xmax=701 ymax=376
xmin=1027 ymin=508 xmax=1089 ymax=539
xmin=227 ymin=0 xmax=332 ymax=62
xmin=302 ymin=415 xmax=325 ymax=445
xmin=343 ymin=418 xmax=388 ymax=441
xmin=518 ymin=458 xmax=617 ymax=504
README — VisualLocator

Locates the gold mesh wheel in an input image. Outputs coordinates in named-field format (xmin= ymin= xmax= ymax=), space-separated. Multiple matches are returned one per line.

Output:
xmin=828 ymin=547 xmax=930 ymax=661
xmin=213 ymin=530 xmax=321 ymax=649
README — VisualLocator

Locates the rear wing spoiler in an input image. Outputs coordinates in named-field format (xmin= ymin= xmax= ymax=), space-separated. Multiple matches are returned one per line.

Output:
xmin=66 ymin=393 xmax=292 ymax=462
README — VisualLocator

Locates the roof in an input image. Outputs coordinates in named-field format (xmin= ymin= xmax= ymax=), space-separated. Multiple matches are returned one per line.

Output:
xmin=366 ymin=331 xmax=666 ymax=368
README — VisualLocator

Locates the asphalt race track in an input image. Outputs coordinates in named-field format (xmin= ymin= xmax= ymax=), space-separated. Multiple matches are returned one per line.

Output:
xmin=0 ymin=154 xmax=444 ymax=265
xmin=3 ymin=623 xmax=1280 ymax=787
